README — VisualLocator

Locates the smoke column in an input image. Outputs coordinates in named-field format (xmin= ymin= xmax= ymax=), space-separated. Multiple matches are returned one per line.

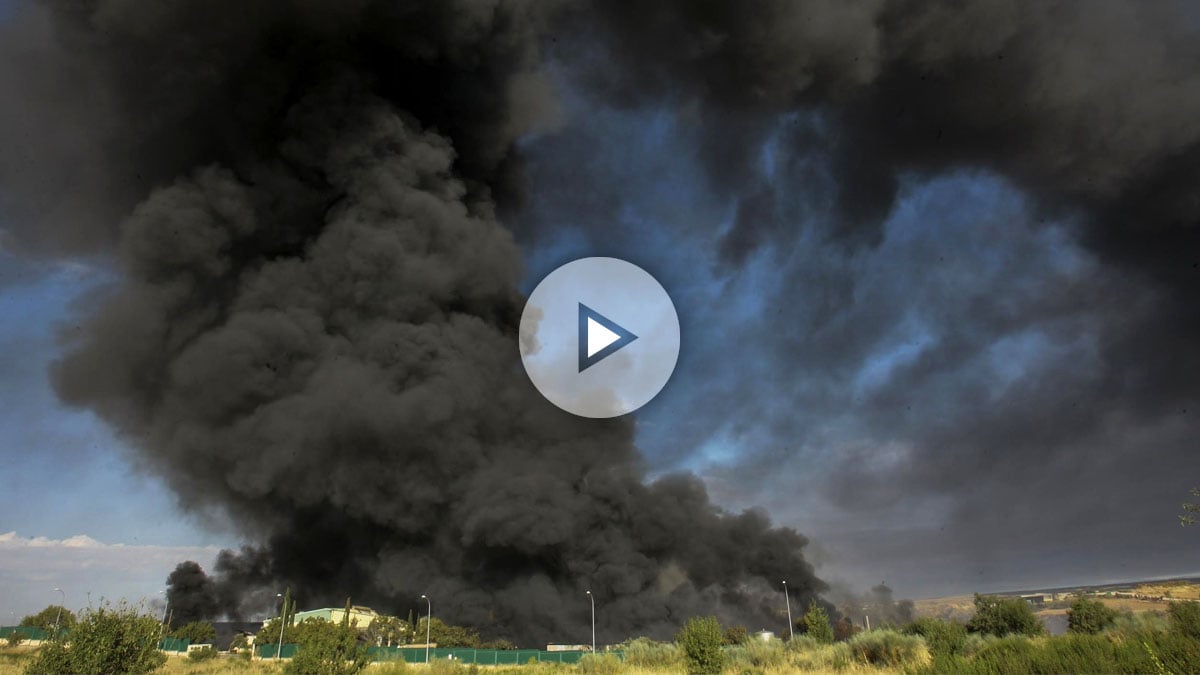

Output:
xmin=5 ymin=0 xmax=1197 ymax=645
xmin=1 ymin=0 xmax=823 ymax=644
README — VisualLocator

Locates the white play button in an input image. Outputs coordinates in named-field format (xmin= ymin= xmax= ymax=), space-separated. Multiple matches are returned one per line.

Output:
xmin=519 ymin=257 xmax=680 ymax=418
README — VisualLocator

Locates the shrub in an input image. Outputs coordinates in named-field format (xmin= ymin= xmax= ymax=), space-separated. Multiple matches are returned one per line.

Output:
xmin=905 ymin=617 xmax=968 ymax=656
xmin=25 ymin=602 xmax=166 ymax=675
xmin=5 ymin=631 xmax=22 ymax=648
xmin=284 ymin=619 xmax=370 ymax=675
xmin=1169 ymin=600 xmax=1200 ymax=639
xmin=620 ymin=637 xmax=682 ymax=668
xmin=187 ymin=646 xmax=217 ymax=662
xmin=845 ymin=629 xmax=929 ymax=668
xmin=784 ymin=634 xmax=823 ymax=653
xmin=966 ymin=594 xmax=1045 ymax=637
xmin=676 ymin=616 xmax=726 ymax=675
xmin=1108 ymin=610 xmax=1168 ymax=637
xmin=577 ymin=653 xmax=622 ymax=675
xmin=725 ymin=637 xmax=786 ymax=670
xmin=789 ymin=641 xmax=852 ymax=671
xmin=801 ymin=602 xmax=834 ymax=644
xmin=426 ymin=658 xmax=469 ymax=675
xmin=373 ymin=662 xmax=411 ymax=675
xmin=833 ymin=616 xmax=859 ymax=641
xmin=1067 ymin=597 xmax=1117 ymax=634
xmin=723 ymin=624 xmax=748 ymax=645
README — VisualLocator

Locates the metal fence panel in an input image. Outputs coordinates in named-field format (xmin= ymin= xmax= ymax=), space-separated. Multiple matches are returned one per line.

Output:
xmin=0 ymin=626 xmax=50 ymax=641
xmin=257 ymin=643 xmax=300 ymax=659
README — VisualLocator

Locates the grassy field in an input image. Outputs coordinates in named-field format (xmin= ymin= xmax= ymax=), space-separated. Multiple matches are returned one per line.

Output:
xmin=0 ymin=645 xmax=911 ymax=675
xmin=1135 ymin=581 xmax=1200 ymax=600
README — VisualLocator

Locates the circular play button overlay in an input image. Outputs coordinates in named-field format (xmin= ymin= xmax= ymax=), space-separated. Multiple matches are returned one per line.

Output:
xmin=519 ymin=257 xmax=680 ymax=418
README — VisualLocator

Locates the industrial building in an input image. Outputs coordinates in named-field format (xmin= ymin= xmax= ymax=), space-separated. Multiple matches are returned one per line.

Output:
xmin=290 ymin=606 xmax=379 ymax=628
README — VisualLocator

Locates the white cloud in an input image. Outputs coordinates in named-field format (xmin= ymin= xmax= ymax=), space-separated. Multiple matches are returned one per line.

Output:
xmin=0 ymin=531 xmax=222 ymax=623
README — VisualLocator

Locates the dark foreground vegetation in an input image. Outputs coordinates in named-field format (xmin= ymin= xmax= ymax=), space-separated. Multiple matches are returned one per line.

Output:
xmin=3 ymin=595 xmax=1199 ymax=674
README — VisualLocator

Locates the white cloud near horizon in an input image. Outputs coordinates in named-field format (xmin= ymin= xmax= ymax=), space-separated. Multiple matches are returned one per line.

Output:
xmin=0 ymin=531 xmax=221 ymax=623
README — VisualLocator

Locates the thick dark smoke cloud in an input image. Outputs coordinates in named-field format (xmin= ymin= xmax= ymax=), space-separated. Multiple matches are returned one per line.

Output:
xmin=4 ymin=0 xmax=1199 ymax=642
xmin=2 ymin=0 xmax=823 ymax=644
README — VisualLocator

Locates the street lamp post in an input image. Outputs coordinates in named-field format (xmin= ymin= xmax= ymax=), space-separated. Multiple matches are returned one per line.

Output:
xmin=585 ymin=591 xmax=595 ymax=653
xmin=53 ymin=588 xmax=65 ymax=637
xmin=159 ymin=591 xmax=169 ymax=639
xmin=782 ymin=581 xmax=793 ymax=641
xmin=276 ymin=593 xmax=286 ymax=661
xmin=420 ymin=595 xmax=431 ymax=665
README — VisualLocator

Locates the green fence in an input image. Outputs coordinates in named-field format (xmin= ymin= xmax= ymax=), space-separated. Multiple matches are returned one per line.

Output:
xmin=256 ymin=644 xmax=605 ymax=664
xmin=0 ymin=626 xmax=50 ymax=641
xmin=158 ymin=637 xmax=191 ymax=653
xmin=369 ymin=647 xmax=593 ymax=664
xmin=257 ymin=643 xmax=300 ymax=659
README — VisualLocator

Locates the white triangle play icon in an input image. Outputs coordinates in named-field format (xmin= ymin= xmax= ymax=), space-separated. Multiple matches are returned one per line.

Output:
xmin=587 ymin=317 xmax=621 ymax=358
xmin=578 ymin=303 xmax=638 ymax=372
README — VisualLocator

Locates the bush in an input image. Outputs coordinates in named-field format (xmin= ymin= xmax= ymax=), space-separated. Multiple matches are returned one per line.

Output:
xmin=620 ymin=637 xmax=682 ymax=668
xmin=578 ymin=653 xmax=622 ymax=675
xmin=789 ymin=641 xmax=852 ymax=671
xmin=966 ymin=594 xmax=1045 ymax=637
xmin=1169 ymin=600 xmax=1200 ymax=639
xmin=905 ymin=617 xmax=968 ymax=656
xmin=1067 ymin=597 xmax=1117 ymax=634
xmin=187 ymin=646 xmax=218 ymax=662
xmin=725 ymin=637 xmax=786 ymax=670
xmin=284 ymin=619 xmax=370 ymax=675
xmin=5 ymin=631 xmax=22 ymax=648
xmin=846 ymin=629 xmax=929 ymax=668
xmin=801 ymin=602 xmax=834 ymax=644
xmin=723 ymin=624 xmax=748 ymax=645
xmin=676 ymin=616 xmax=726 ymax=675
xmin=25 ymin=602 xmax=166 ymax=675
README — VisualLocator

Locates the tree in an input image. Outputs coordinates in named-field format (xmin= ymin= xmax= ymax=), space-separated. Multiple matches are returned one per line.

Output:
xmin=834 ymin=616 xmax=860 ymax=641
xmin=20 ymin=605 xmax=76 ymax=633
xmin=1182 ymin=487 xmax=1200 ymax=526
xmin=904 ymin=617 xmax=967 ymax=656
xmin=170 ymin=620 xmax=217 ymax=643
xmin=285 ymin=619 xmax=369 ymax=675
xmin=675 ymin=616 xmax=725 ymax=675
xmin=1066 ymin=597 xmax=1116 ymax=634
xmin=966 ymin=594 xmax=1044 ymax=637
xmin=414 ymin=616 xmax=480 ymax=648
xmin=802 ymin=602 xmax=834 ymax=643
xmin=722 ymin=625 xmax=748 ymax=645
xmin=25 ymin=603 xmax=166 ymax=675
xmin=366 ymin=616 xmax=410 ymax=646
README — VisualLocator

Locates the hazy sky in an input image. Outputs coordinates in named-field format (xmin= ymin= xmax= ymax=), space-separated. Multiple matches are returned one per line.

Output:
xmin=2 ymin=0 xmax=1199 ymax=626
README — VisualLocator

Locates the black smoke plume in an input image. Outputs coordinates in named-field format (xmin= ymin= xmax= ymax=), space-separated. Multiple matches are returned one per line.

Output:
xmin=7 ymin=0 xmax=1198 ymax=645
xmin=2 ymin=0 xmax=823 ymax=644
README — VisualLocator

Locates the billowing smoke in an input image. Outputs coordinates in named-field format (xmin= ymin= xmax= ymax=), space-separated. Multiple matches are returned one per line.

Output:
xmin=5 ymin=0 xmax=1198 ymax=645
xmin=2 ymin=0 xmax=822 ymax=645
